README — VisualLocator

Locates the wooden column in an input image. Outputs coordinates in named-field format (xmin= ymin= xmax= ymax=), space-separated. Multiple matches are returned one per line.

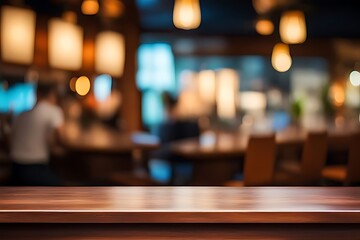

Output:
xmin=120 ymin=0 xmax=142 ymax=131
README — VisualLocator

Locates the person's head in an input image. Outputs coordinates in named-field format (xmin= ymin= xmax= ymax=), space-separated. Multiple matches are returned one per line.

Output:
xmin=36 ymin=82 xmax=58 ymax=104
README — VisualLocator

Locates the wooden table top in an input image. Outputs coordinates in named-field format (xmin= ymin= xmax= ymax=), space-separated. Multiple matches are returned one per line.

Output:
xmin=172 ymin=126 xmax=356 ymax=159
xmin=0 ymin=187 xmax=359 ymax=223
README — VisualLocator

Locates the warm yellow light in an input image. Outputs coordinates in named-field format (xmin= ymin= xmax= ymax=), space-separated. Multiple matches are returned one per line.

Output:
xmin=173 ymin=0 xmax=201 ymax=30
xmin=75 ymin=76 xmax=91 ymax=96
xmin=81 ymin=0 xmax=99 ymax=15
xmin=95 ymin=31 xmax=125 ymax=77
xmin=238 ymin=91 xmax=267 ymax=111
xmin=48 ymin=18 xmax=83 ymax=70
xmin=198 ymin=70 xmax=216 ymax=104
xmin=255 ymin=19 xmax=274 ymax=35
xmin=280 ymin=10 xmax=307 ymax=44
xmin=1 ymin=6 xmax=36 ymax=64
xmin=330 ymin=84 xmax=345 ymax=107
xmin=252 ymin=0 xmax=276 ymax=14
xmin=216 ymin=69 xmax=239 ymax=119
xmin=271 ymin=43 xmax=292 ymax=72
xmin=102 ymin=0 xmax=125 ymax=18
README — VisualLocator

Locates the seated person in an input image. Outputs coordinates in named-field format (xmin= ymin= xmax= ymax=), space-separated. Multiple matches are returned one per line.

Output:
xmin=150 ymin=92 xmax=199 ymax=184
xmin=10 ymin=82 xmax=64 ymax=186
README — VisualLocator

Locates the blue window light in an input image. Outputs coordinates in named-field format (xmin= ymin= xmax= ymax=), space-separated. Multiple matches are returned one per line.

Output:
xmin=137 ymin=43 xmax=176 ymax=126
xmin=0 ymin=83 xmax=35 ymax=114
xmin=94 ymin=74 xmax=112 ymax=102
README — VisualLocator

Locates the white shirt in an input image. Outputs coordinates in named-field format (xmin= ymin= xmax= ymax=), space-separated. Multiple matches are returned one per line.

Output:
xmin=10 ymin=101 xmax=64 ymax=164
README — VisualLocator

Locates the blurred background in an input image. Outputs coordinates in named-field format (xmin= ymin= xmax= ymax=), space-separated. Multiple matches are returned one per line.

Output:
xmin=0 ymin=0 xmax=359 ymax=186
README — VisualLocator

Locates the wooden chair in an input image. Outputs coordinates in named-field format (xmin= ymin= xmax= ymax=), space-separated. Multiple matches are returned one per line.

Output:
xmin=226 ymin=134 xmax=276 ymax=186
xmin=322 ymin=132 xmax=360 ymax=185
xmin=274 ymin=131 xmax=328 ymax=185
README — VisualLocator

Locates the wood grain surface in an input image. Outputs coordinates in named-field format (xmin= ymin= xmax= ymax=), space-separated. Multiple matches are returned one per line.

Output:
xmin=0 ymin=187 xmax=359 ymax=223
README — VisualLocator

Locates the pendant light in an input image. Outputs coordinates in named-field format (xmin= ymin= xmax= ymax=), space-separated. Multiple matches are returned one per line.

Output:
xmin=48 ymin=16 xmax=83 ymax=70
xmin=95 ymin=31 xmax=125 ymax=77
xmin=81 ymin=0 xmax=99 ymax=15
xmin=255 ymin=19 xmax=274 ymax=35
xmin=271 ymin=43 xmax=292 ymax=72
xmin=1 ymin=6 xmax=36 ymax=64
xmin=173 ymin=0 xmax=201 ymax=30
xmin=280 ymin=10 xmax=307 ymax=44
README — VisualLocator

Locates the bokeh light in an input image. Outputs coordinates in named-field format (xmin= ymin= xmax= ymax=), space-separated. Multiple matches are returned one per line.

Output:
xmin=349 ymin=70 xmax=360 ymax=87
xmin=255 ymin=19 xmax=274 ymax=35
xmin=75 ymin=76 xmax=91 ymax=96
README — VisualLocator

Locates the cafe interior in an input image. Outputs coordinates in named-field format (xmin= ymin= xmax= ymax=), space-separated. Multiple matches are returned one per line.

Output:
xmin=0 ymin=1 xmax=360 ymax=239
xmin=0 ymin=0 xmax=359 ymax=188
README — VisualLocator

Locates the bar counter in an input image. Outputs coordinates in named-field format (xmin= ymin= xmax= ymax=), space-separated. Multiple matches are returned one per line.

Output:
xmin=0 ymin=187 xmax=359 ymax=239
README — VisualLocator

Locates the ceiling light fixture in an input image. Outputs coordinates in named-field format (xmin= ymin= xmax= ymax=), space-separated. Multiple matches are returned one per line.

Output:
xmin=255 ymin=19 xmax=274 ymax=35
xmin=173 ymin=0 xmax=201 ymax=30
xmin=1 ymin=6 xmax=36 ymax=64
xmin=271 ymin=43 xmax=292 ymax=72
xmin=280 ymin=10 xmax=307 ymax=44
xmin=81 ymin=0 xmax=99 ymax=15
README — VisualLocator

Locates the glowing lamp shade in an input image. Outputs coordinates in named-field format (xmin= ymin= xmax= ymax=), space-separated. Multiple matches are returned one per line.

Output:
xmin=75 ymin=76 xmax=91 ymax=96
xmin=271 ymin=43 xmax=292 ymax=72
xmin=255 ymin=19 xmax=274 ymax=35
xmin=173 ymin=0 xmax=201 ymax=30
xmin=216 ymin=69 xmax=239 ymax=119
xmin=102 ymin=0 xmax=125 ymax=18
xmin=349 ymin=70 xmax=360 ymax=87
xmin=48 ymin=19 xmax=83 ymax=70
xmin=1 ymin=6 xmax=36 ymax=64
xmin=81 ymin=0 xmax=99 ymax=15
xmin=252 ymin=0 xmax=276 ymax=14
xmin=329 ymin=83 xmax=345 ymax=107
xmin=198 ymin=70 xmax=216 ymax=104
xmin=94 ymin=74 xmax=112 ymax=102
xmin=346 ymin=82 xmax=360 ymax=108
xmin=280 ymin=10 xmax=307 ymax=44
xmin=95 ymin=31 xmax=125 ymax=77
xmin=238 ymin=91 xmax=267 ymax=112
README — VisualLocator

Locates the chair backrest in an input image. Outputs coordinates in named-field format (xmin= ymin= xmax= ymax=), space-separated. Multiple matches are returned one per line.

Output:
xmin=346 ymin=132 xmax=360 ymax=185
xmin=301 ymin=131 xmax=328 ymax=184
xmin=244 ymin=134 xmax=276 ymax=186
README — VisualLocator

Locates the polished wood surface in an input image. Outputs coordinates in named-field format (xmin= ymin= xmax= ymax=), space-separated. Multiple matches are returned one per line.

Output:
xmin=0 ymin=187 xmax=359 ymax=223
xmin=172 ymin=127 xmax=356 ymax=159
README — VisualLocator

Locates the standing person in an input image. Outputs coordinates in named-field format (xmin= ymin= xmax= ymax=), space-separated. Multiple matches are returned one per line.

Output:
xmin=10 ymin=82 xmax=64 ymax=186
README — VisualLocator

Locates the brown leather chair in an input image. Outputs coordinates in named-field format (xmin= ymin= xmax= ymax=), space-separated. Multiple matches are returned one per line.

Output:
xmin=226 ymin=134 xmax=276 ymax=186
xmin=322 ymin=132 xmax=360 ymax=185
xmin=274 ymin=131 xmax=328 ymax=185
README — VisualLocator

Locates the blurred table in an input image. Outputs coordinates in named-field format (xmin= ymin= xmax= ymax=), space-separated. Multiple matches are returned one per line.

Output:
xmin=0 ymin=187 xmax=359 ymax=239
xmin=171 ymin=126 xmax=358 ymax=185
xmin=172 ymin=126 xmax=357 ymax=159
xmin=62 ymin=122 xmax=159 ymax=153
xmin=54 ymin=122 xmax=159 ymax=183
